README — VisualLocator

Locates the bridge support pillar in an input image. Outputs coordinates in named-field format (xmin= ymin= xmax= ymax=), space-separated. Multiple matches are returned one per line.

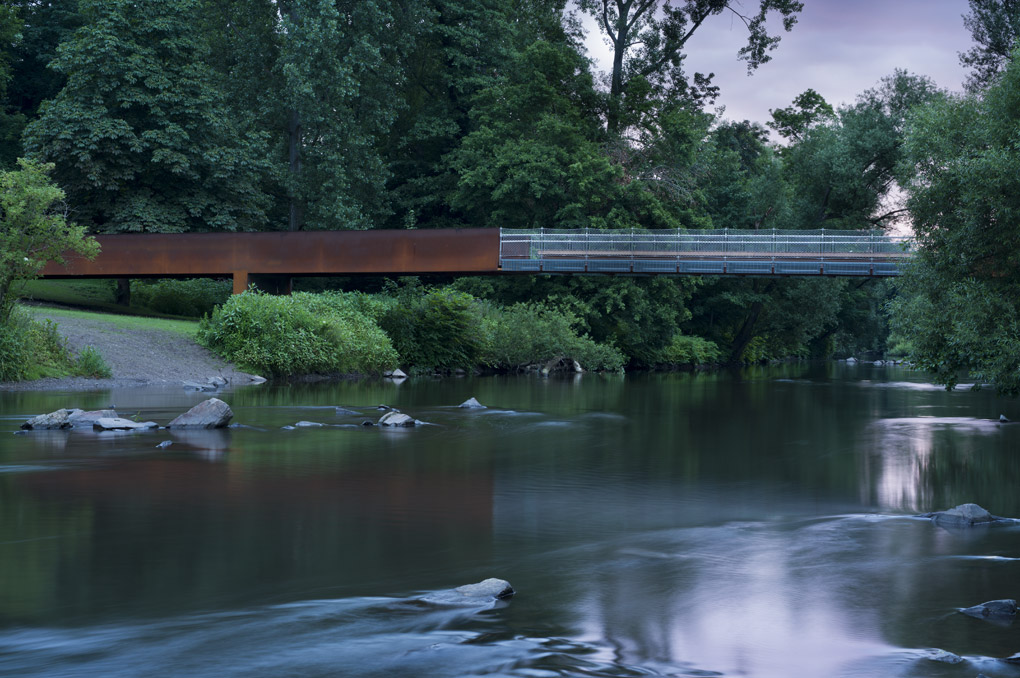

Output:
xmin=232 ymin=271 xmax=248 ymax=295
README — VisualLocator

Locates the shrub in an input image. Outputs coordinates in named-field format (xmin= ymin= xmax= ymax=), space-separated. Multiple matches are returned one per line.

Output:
xmin=132 ymin=278 xmax=231 ymax=317
xmin=479 ymin=302 xmax=626 ymax=372
xmin=0 ymin=307 xmax=32 ymax=381
xmin=197 ymin=290 xmax=397 ymax=377
xmin=73 ymin=345 xmax=113 ymax=378
xmin=0 ymin=307 xmax=76 ymax=381
xmin=657 ymin=333 xmax=722 ymax=366
xmin=377 ymin=287 xmax=483 ymax=370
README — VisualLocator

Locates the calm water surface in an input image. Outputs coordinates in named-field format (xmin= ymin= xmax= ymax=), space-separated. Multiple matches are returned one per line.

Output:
xmin=1 ymin=364 xmax=1019 ymax=677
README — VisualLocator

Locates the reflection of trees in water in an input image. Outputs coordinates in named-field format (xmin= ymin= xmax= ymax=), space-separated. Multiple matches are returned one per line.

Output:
xmin=865 ymin=417 xmax=1020 ymax=515
xmin=570 ymin=516 xmax=1020 ymax=674
xmin=0 ymin=477 xmax=94 ymax=622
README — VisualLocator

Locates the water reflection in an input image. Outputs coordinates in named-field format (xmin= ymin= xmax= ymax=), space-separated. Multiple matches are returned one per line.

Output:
xmin=2 ymin=368 xmax=1020 ymax=677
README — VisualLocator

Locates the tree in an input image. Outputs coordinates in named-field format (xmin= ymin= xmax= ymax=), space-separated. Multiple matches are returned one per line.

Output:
xmin=0 ymin=159 xmax=98 ymax=321
xmin=0 ymin=3 xmax=23 ymax=168
xmin=767 ymin=88 xmax=833 ymax=141
xmin=23 ymin=0 xmax=270 ymax=233
xmin=891 ymin=48 xmax=1020 ymax=395
xmin=579 ymin=0 xmax=803 ymax=134
xmin=959 ymin=0 xmax=1020 ymax=91
xmin=781 ymin=72 xmax=940 ymax=231
xmin=1 ymin=0 xmax=82 ymax=168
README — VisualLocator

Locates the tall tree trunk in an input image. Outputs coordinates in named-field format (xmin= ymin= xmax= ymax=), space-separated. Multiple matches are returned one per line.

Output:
xmin=727 ymin=280 xmax=776 ymax=364
xmin=606 ymin=5 xmax=630 ymax=136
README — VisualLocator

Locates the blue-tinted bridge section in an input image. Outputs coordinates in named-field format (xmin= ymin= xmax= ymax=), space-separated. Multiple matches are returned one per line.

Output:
xmin=500 ymin=229 xmax=911 ymax=277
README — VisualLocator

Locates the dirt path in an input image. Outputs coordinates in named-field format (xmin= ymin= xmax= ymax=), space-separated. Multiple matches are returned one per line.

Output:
xmin=0 ymin=309 xmax=262 ymax=391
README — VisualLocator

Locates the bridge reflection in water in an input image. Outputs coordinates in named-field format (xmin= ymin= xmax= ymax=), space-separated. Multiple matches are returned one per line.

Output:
xmin=500 ymin=228 xmax=911 ymax=277
xmin=41 ymin=228 xmax=911 ymax=294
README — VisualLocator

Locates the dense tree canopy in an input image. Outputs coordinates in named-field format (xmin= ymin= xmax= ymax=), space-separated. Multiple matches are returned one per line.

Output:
xmin=960 ymin=0 xmax=1020 ymax=91
xmin=891 ymin=49 xmax=1020 ymax=394
xmin=3 ymin=0 xmax=1019 ymax=378
xmin=23 ymin=0 xmax=270 ymax=232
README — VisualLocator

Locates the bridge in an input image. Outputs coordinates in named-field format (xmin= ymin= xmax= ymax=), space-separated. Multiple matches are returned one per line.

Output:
xmin=41 ymin=228 xmax=911 ymax=294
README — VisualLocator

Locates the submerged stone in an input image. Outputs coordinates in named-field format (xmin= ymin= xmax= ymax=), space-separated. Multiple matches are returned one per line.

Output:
xmin=926 ymin=649 xmax=964 ymax=664
xmin=961 ymin=599 xmax=1017 ymax=620
xmin=925 ymin=503 xmax=1002 ymax=527
xmin=455 ymin=578 xmax=515 ymax=600
xmin=93 ymin=418 xmax=159 ymax=431
xmin=294 ymin=421 xmax=324 ymax=428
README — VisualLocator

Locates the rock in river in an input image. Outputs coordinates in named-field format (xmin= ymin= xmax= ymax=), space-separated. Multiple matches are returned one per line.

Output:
xmin=458 ymin=397 xmax=486 ymax=409
xmin=924 ymin=503 xmax=1005 ymax=527
xmin=68 ymin=409 xmax=119 ymax=427
xmin=420 ymin=578 xmax=515 ymax=606
xmin=378 ymin=412 xmax=417 ymax=427
xmin=960 ymin=599 xmax=1017 ymax=620
xmin=93 ymin=417 xmax=159 ymax=431
xmin=167 ymin=398 xmax=233 ymax=429
xmin=21 ymin=408 xmax=82 ymax=430
xmin=455 ymin=578 xmax=515 ymax=600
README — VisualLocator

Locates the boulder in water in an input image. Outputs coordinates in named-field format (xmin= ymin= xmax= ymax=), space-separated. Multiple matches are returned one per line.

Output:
xmin=420 ymin=578 xmax=515 ymax=606
xmin=1001 ymin=414 xmax=1011 ymax=423
xmin=926 ymin=649 xmax=964 ymax=664
xmin=458 ymin=397 xmax=485 ymax=409
xmin=960 ymin=599 xmax=1017 ymax=620
xmin=294 ymin=421 xmax=324 ymax=428
xmin=167 ymin=398 xmax=233 ymax=429
xmin=925 ymin=503 xmax=1003 ymax=527
xmin=20 ymin=408 xmax=82 ymax=430
xmin=455 ymin=578 xmax=515 ymax=600
xmin=93 ymin=417 xmax=159 ymax=431
xmin=379 ymin=412 xmax=416 ymax=427
xmin=68 ymin=409 xmax=118 ymax=427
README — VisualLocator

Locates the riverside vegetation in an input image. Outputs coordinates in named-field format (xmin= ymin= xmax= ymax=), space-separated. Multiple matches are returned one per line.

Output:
xmin=2 ymin=1 xmax=1020 ymax=391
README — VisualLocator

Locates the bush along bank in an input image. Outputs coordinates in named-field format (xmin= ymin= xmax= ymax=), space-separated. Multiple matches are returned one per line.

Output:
xmin=196 ymin=288 xmax=635 ymax=379
xmin=0 ymin=305 xmax=113 ymax=381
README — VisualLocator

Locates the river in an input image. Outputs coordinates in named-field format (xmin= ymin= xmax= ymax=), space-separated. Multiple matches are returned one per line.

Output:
xmin=1 ymin=364 xmax=1019 ymax=677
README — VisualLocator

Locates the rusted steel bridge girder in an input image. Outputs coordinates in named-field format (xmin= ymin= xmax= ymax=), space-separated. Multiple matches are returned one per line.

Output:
xmin=40 ymin=229 xmax=502 ymax=294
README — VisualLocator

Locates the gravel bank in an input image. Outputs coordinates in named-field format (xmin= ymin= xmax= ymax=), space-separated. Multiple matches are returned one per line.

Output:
xmin=0 ymin=309 xmax=262 ymax=391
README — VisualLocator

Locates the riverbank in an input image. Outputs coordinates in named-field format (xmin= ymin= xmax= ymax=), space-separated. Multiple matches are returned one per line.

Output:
xmin=0 ymin=306 xmax=262 ymax=391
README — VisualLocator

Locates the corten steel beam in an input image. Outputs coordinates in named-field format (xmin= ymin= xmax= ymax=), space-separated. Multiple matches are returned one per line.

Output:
xmin=40 ymin=229 xmax=502 ymax=293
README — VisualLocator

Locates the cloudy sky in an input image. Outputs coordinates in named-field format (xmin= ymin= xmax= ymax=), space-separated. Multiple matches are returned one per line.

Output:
xmin=580 ymin=0 xmax=974 ymax=125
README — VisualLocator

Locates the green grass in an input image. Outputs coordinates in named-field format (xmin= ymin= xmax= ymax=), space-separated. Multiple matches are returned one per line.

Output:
xmin=19 ymin=279 xmax=205 ymax=319
xmin=27 ymin=306 xmax=200 ymax=337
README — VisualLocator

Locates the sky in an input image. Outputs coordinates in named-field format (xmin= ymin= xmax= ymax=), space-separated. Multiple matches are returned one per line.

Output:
xmin=579 ymin=0 xmax=975 ymax=125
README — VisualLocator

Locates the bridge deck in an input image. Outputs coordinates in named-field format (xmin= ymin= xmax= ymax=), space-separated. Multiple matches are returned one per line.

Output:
xmin=40 ymin=228 xmax=911 ymax=292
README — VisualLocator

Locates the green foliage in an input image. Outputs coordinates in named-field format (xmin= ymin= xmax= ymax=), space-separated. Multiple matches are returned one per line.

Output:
xmin=478 ymin=301 xmax=625 ymax=372
xmin=0 ymin=305 xmax=76 ymax=381
xmin=656 ymin=334 xmax=721 ymax=366
xmin=893 ymin=49 xmax=1020 ymax=395
xmin=767 ymin=88 xmax=834 ymax=141
xmin=197 ymin=290 xmax=397 ymax=377
xmin=72 ymin=345 xmax=112 ymax=378
xmin=131 ymin=279 xmax=231 ymax=318
xmin=960 ymin=0 xmax=1020 ymax=91
xmin=24 ymin=0 xmax=270 ymax=233
xmin=579 ymin=0 xmax=803 ymax=134
xmin=377 ymin=285 xmax=482 ymax=371
xmin=0 ymin=158 xmax=98 ymax=322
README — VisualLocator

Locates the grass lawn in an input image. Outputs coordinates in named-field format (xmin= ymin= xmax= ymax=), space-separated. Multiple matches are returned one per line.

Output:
xmin=27 ymin=306 xmax=200 ymax=337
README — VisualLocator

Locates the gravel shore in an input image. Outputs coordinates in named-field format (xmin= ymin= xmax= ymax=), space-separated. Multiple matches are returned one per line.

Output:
xmin=0 ymin=309 xmax=262 ymax=392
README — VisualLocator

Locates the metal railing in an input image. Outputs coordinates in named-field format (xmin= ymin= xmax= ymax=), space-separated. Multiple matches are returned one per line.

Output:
xmin=498 ymin=228 xmax=913 ymax=277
